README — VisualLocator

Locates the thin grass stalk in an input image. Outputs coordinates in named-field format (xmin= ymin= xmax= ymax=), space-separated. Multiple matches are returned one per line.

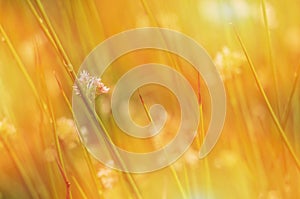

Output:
xmin=232 ymin=75 xmax=269 ymax=187
xmin=61 ymin=52 xmax=145 ymax=198
xmin=0 ymin=136 xmax=39 ymax=199
xmin=227 ymin=79 xmax=250 ymax=151
xmin=27 ymin=2 xmax=131 ymax=194
xmin=34 ymin=0 xmax=75 ymax=79
xmin=182 ymin=163 xmax=191 ymax=198
xmin=138 ymin=2 xmax=188 ymax=197
xmin=197 ymin=72 xmax=202 ymax=106
xmin=38 ymin=63 xmax=71 ymax=198
xmin=85 ymin=112 xmax=143 ymax=198
xmin=68 ymin=2 xmax=93 ymax=53
xmin=39 ymin=68 xmax=66 ymax=173
xmin=232 ymin=24 xmax=300 ymax=170
xmin=54 ymin=72 xmax=73 ymax=111
xmin=47 ymin=88 xmax=72 ymax=199
xmin=46 ymin=162 xmax=59 ymax=199
xmin=71 ymin=1 xmax=95 ymax=45
xmin=55 ymin=74 xmax=142 ymax=198
xmin=33 ymin=37 xmax=62 ymax=199
xmin=56 ymin=72 xmax=143 ymax=199
xmin=26 ymin=2 xmax=76 ymax=87
xmin=56 ymin=158 xmax=71 ymax=199
xmin=54 ymin=72 xmax=104 ymax=198
xmin=71 ymin=175 xmax=89 ymax=199
xmin=261 ymin=0 xmax=280 ymax=116
xmin=0 ymin=25 xmax=55 ymax=198
xmin=80 ymin=104 xmax=143 ymax=199
xmin=169 ymin=165 xmax=188 ymax=199
xmin=27 ymin=1 xmax=71 ymax=183
xmin=25 ymin=0 xmax=59 ymax=54
xmin=85 ymin=0 xmax=106 ymax=37
xmin=196 ymin=72 xmax=204 ymax=148
xmin=196 ymin=72 xmax=212 ymax=198
xmin=140 ymin=0 xmax=159 ymax=25
xmin=74 ymin=80 xmax=143 ymax=199
xmin=139 ymin=0 xmax=182 ymax=73
xmin=26 ymin=0 xmax=76 ymax=81
xmin=162 ymin=177 xmax=168 ymax=199
xmin=30 ymin=1 xmax=180 ymax=197
xmin=82 ymin=146 xmax=104 ymax=198
xmin=200 ymin=104 xmax=213 ymax=198
xmin=137 ymin=89 xmax=187 ymax=199
xmin=26 ymin=3 xmax=142 ymax=196
xmin=26 ymin=0 xmax=67 ymax=78
xmin=282 ymin=62 xmax=300 ymax=128
xmin=138 ymin=89 xmax=153 ymax=123
xmin=224 ymin=85 xmax=261 ymax=184
xmin=37 ymin=111 xmax=58 ymax=199
xmin=0 ymin=24 xmax=46 ymax=111
xmin=0 ymin=30 xmax=53 ymax=198
xmin=21 ymin=38 xmax=52 ymax=199
xmin=232 ymin=76 xmax=260 ymax=168
xmin=279 ymin=62 xmax=300 ymax=175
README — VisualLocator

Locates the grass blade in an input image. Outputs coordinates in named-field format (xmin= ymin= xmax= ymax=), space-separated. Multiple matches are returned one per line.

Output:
xmin=232 ymin=24 xmax=300 ymax=170
xmin=261 ymin=0 xmax=280 ymax=116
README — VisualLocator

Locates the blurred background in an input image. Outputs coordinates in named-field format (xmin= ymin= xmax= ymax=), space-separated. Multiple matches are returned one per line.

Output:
xmin=0 ymin=0 xmax=300 ymax=198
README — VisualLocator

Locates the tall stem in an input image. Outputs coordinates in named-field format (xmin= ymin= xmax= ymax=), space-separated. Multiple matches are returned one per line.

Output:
xmin=232 ymin=25 xmax=300 ymax=170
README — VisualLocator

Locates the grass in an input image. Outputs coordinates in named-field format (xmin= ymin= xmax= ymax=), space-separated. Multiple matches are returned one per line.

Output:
xmin=1 ymin=0 xmax=300 ymax=198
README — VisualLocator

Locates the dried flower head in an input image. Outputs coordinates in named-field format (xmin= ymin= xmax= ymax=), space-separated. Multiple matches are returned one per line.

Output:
xmin=73 ymin=70 xmax=109 ymax=99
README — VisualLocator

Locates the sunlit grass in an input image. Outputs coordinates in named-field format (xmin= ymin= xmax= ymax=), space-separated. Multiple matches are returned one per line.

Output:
xmin=1 ymin=0 xmax=300 ymax=198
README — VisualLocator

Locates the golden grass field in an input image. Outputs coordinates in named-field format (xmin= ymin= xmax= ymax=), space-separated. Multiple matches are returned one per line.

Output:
xmin=0 ymin=0 xmax=300 ymax=198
